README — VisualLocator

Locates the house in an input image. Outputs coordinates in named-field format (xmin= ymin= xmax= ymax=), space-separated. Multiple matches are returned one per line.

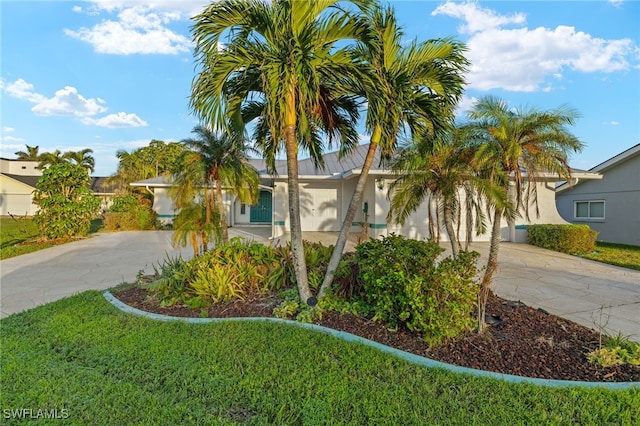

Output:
xmin=0 ymin=158 xmax=117 ymax=216
xmin=556 ymin=144 xmax=640 ymax=246
xmin=132 ymin=144 xmax=602 ymax=243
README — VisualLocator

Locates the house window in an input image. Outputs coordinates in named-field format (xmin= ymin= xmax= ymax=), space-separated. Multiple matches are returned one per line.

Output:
xmin=574 ymin=200 xmax=605 ymax=220
xmin=240 ymin=203 xmax=246 ymax=215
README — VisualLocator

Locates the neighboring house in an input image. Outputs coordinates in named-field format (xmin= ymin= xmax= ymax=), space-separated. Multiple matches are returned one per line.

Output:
xmin=132 ymin=144 xmax=600 ymax=243
xmin=0 ymin=158 xmax=116 ymax=216
xmin=556 ymin=144 xmax=640 ymax=246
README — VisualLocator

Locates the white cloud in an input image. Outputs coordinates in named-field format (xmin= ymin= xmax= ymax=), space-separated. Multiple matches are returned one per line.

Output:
xmin=433 ymin=1 xmax=639 ymax=92
xmin=454 ymin=95 xmax=477 ymax=117
xmin=32 ymin=86 xmax=107 ymax=117
xmin=2 ymin=135 xmax=25 ymax=143
xmin=608 ymin=0 xmax=624 ymax=8
xmin=4 ymin=79 xmax=47 ymax=103
xmin=65 ymin=5 xmax=192 ymax=55
xmin=81 ymin=112 xmax=148 ymax=128
xmin=603 ymin=121 xmax=620 ymax=126
xmin=3 ymin=126 xmax=16 ymax=133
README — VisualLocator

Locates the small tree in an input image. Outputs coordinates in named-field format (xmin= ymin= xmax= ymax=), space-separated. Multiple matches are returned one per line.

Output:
xmin=33 ymin=163 xmax=100 ymax=239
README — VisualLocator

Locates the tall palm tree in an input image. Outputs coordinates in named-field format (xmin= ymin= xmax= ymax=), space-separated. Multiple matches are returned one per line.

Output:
xmin=388 ymin=128 xmax=507 ymax=258
xmin=37 ymin=150 xmax=66 ymax=170
xmin=64 ymin=148 xmax=95 ymax=174
xmin=176 ymin=125 xmax=260 ymax=245
xmin=190 ymin=0 xmax=370 ymax=305
xmin=318 ymin=4 xmax=468 ymax=297
xmin=14 ymin=145 xmax=40 ymax=161
xmin=469 ymin=95 xmax=583 ymax=331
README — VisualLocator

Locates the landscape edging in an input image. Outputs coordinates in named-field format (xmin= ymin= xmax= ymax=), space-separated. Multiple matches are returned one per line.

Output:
xmin=102 ymin=291 xmax=639 ymax=389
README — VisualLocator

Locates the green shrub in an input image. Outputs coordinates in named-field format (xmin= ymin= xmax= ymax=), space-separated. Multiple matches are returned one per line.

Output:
xmin=354 ymin=234 xmax=479 ymax=346
xmin=32 ymin=163 xmax=101 ymax=239
xmin=587 ymin=333 xmax=640 ymax=367
xmin=103 ymin=196 xmax=158 ymax=230
xmin=527 ymin=224 xmax=597 ymax=255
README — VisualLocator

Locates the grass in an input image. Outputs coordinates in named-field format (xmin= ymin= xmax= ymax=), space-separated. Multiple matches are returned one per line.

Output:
xmin=1 ymin=291 xmax=638 ymax=425
xmin=582 ymin=241 xmax=640 ymax=271
xmin=0 ymin=217 xmax=104 ymax=260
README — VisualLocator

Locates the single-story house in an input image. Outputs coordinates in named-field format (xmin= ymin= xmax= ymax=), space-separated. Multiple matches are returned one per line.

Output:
xmin=132 ymin=144 xmax=602 ymax=244
xmin=556 ymin=144 xmax=640 ymax=246
xmin=0 ymin=158 xmax=116 ymax=216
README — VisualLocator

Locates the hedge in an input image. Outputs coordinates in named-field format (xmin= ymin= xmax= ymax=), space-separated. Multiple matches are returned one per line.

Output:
xmin=527 ymin=224 xmax=598 ymax=255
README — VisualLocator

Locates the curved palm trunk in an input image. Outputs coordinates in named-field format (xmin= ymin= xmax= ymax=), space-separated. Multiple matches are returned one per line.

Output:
xmin=284 ymin=124 xmax=313 ymax=305
xmin=318 ymin=131 xmax=381 ymax=298
xmin=443 ymin=202 xmax=460 ymax=258
xmin=478 ymin=208 xmax=502 ymax=333
xmin=215 ymin=178 xmax=229 ymax=243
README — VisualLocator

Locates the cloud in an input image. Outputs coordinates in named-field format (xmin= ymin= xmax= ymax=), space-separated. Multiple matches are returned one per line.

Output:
xmin=603 ymin=121 xmax=620 ymax=126
xmin=3 ymin=126 xmax=16 ymax=133
xmin=32 ymin=86 xmax=107 ymax=117
xmin=81 ymin=112 xmax=148 ymax=128
xmin=454 ymin=95 xmax=477 ymax=117
xmin=608 ymin=0 xmax=624 ymax=7
xmin=65 ymin=4 xmax=192 ymax=54
xmin=2 ymin=78 xmax=146 ymax=128
xmin=433 ymin=1 xmax=639 ymax=92
xmin=2 ymin=135 xmax=25 ymax=143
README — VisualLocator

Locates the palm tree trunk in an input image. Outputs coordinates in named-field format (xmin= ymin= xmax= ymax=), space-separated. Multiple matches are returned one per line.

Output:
xmin=215 ymin=178 xmax=229 ymax=243
xmin=443 ymin=202 xmax=460 ymax=258
xmin=284 ymin=124 xmax=313 ymax=305
xmin=318 ymin=132 xmax=381 ymax=298
xmin=478 ymin=208 xmax=502 ymax=333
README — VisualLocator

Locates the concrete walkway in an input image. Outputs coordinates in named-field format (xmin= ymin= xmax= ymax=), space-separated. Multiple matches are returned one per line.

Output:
xmin=1 ymin=230 xmax=638 ymax=341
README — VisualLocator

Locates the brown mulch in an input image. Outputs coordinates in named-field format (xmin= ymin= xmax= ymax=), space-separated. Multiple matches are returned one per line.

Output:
xmin=113 ymin=285 xmax=639 ymax=383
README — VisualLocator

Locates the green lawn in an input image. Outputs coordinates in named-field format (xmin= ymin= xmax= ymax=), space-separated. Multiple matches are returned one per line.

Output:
xmin=1 ymin=291 xmax=637 ymax=425
xmin=0 ymin=217 xmax=103 ymax=260
xmin=583 ymin=241 xmax=640 ymax=271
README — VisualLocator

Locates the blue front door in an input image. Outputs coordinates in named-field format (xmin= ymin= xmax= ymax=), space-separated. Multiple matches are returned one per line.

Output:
xmin=250 ymin=190 xmax=272 ymax=223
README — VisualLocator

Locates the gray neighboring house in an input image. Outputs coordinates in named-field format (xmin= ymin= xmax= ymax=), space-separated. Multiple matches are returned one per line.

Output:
xmin=556 ymin=144 xmax=640 ymax=246
xmin=0 ymin=158 xmax=117 ymax=216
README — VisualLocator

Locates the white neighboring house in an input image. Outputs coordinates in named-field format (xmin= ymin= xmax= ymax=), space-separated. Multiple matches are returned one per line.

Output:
xmin=132 ymin=144 xmax=600 ymax=243
xmin=556 ymin=144 xmax=640 ymax=246
xmin=0 ymin=157 xmax=116 ymax=216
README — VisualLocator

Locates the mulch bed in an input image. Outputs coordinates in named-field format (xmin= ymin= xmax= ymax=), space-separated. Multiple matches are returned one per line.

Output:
xmin=113 ymin=285 xmax=639 ymax=383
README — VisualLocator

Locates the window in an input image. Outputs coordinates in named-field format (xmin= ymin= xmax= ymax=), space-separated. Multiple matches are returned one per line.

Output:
xmin=240 ymin=204 xmax=246 ymax=215
xmin=574 ymin=200 xmax=605 ymax=220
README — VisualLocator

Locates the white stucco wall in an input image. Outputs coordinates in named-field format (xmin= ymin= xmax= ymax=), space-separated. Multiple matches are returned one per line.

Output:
xmin=0 ymin=175 xmax=38 ymax=216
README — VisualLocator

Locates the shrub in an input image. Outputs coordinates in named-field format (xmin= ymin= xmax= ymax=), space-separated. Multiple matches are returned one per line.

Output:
xmin=527 ymin=224 xmax=597 ymax=255
xmin=354 ymin=234 xmax=479 ymax=346
xmin=103 ymin=196 xmax=157 ymax=230
xmin=587 ymin=333 xmax=640 ymax=367
xmin=32 ymin=163 xmax=101 ymax=239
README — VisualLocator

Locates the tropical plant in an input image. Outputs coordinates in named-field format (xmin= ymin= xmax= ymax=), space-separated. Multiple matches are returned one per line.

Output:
xmin=388 ymin=128 xmax=507 ymax=258
xmin=176 ymin=125 xmax=260 ymax=245
xmin=171 ymin=201 xmax=218 ymax=257
xmin=64 ymin=148 xmax=95 ymax=174
xmin=32 ymin=163 xmax=100 ymax=239
xmin=468 ymin=95 xmax=584 ymax=332
xmin=14 ymin=144 xmax=40 ymax=161
xmin=319 ymin=4 xmax=468 ymax=297
xmin=37 ymin=150 xmax=66 ymax=170
xmin=190 ymin=0 xmax=370 ymax=305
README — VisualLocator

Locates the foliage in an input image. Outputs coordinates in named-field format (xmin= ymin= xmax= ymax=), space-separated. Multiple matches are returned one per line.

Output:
xmin=354 ymin=234 xmax=479 ymax=345
xmin=108 ymin=140 xmax=188 ymax=194
xmin=1 ymin=292 xmax=637 ymax=425
xmin=527 ymin=224 xmax=597 ymax=255
xmin=103 ymin=195 xmax=158 ymax=231
xmin=588 ymin=333 xmax=640 ymax=367
xmin=32 ymin=163 xmax=101 ymax=239
xmin=582 ymin=241 xmax=640 ymax=271
xmin=146 ymin=238 xmax=283 ymax=305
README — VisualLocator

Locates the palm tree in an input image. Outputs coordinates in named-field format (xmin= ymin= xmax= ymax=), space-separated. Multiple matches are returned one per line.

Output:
xmin=388 ymin=128 xmax=507 ymax=258
xmin=172 ymin=201 xmax=218 ymax=257
xmin=37 ymin=150 xmax=66 ymax=170
xmin=175 ymin=125 xmax=260 ymax=245
xmin=469 ymin=95 xmax=583 ymax=331
xmin=14 ymin=145 xmax=40 ymax=161
xmin=64 ymin=148 xmax=95 ymax=174
xmin=318 ymin=4 xmax=468 ymax=297
xmin=190 ymin=0 xmax=370 ymax=305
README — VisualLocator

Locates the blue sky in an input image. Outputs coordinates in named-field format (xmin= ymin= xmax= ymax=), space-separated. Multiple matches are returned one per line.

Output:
xmin=1 ymin=0 xmax=638 ymax=176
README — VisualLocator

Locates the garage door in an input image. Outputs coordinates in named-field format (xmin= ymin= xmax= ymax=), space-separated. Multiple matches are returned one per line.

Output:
xmin=300 ymin=186 xmax=339 ymax=231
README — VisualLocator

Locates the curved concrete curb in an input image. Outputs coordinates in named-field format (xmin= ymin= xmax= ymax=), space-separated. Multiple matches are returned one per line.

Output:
xmin=103 ymin=291 xmax=639 ymax=389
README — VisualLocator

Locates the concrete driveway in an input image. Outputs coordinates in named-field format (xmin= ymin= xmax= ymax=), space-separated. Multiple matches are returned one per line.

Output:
xmin=1 ymin=229 xmax=638 ymax=341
